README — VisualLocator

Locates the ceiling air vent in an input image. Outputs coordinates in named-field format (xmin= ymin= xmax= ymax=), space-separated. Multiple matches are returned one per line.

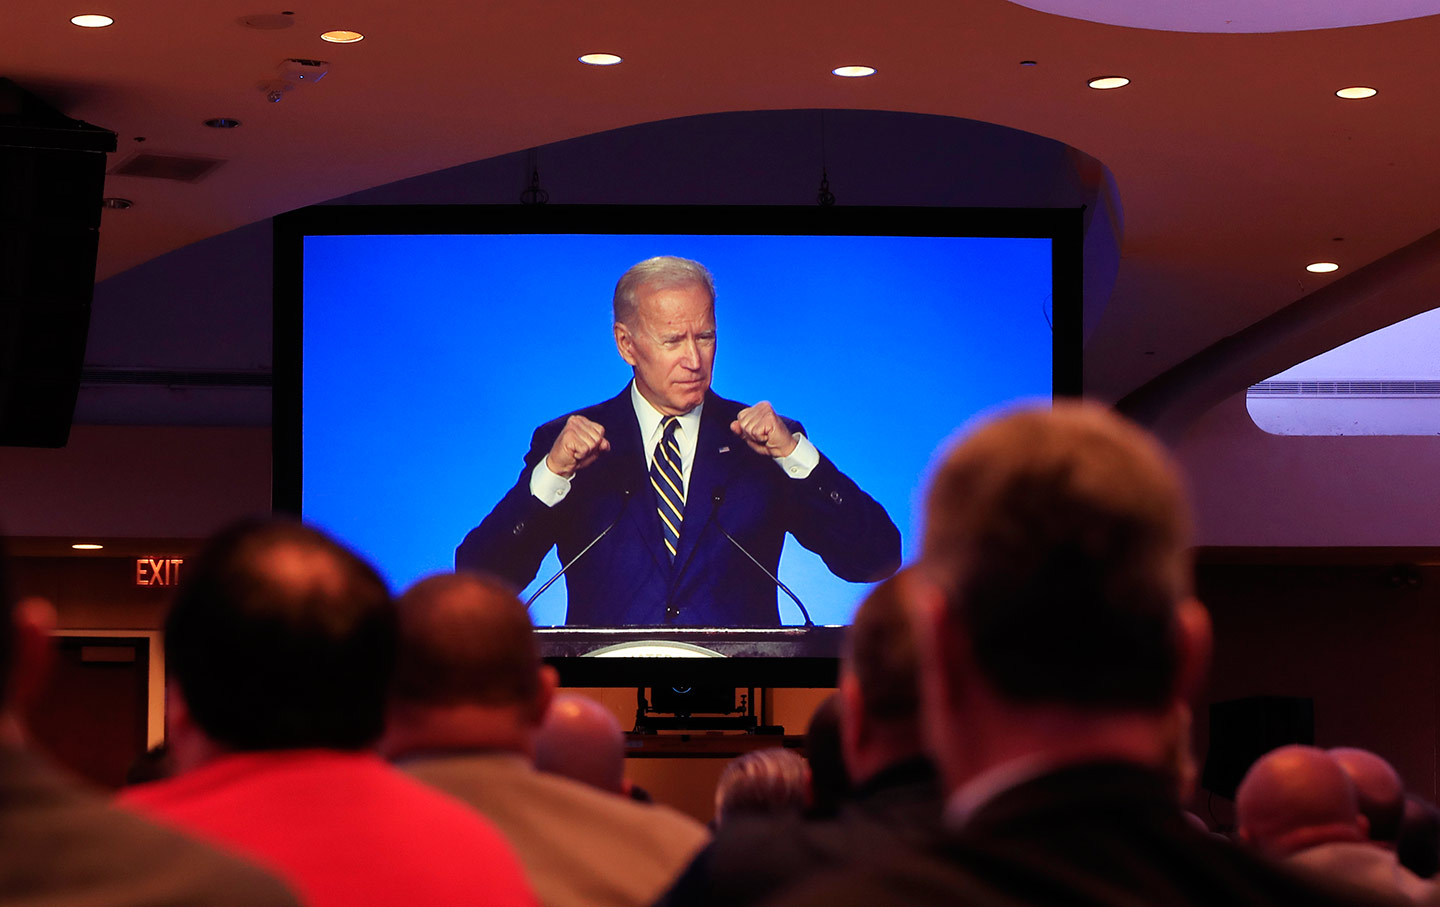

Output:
xmin=110 ymin=152 xmax=225 ymax=183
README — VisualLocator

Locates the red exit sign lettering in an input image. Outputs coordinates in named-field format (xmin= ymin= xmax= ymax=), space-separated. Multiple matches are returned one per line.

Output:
xmin=136 ymin=558 xmax=184 ymax=586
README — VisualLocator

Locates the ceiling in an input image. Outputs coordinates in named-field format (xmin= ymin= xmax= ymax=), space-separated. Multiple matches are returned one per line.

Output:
xmin=8 ymin=0 xmax=1440 ymax=404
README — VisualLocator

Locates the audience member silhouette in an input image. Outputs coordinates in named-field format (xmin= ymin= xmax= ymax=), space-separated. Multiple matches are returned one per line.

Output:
xmin=1237 ymin=744 xmax=1439 ymax=903
xmin=802 ymin=692 xmax=850 ymax=818
xmin=534 ymin=693 xmax=629 ymax=795
xmin=120 ymin=518 xmax=536 ymax=907
xmin=382 ymin=571 xmax=709 ymax=907
xmin=1400 ymin=794 xmax=1440 ymax=880
xmin=659 ymin=570 xmax=943 ymax=906
xmin=1333 ymin=748 xmax=1408 ymax=846
xmin=0 ymin=530 xmax=299 ymax=905
xmin=773 ymin=402 xmax=1392 ymax=906
xmin=713 ymin=748 xmax=811 ymax=826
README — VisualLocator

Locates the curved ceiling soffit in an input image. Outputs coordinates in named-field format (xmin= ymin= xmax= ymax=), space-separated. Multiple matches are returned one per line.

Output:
xmin=1002 ymin=0 xmax=1440 ymax=33
xmin=334 ymin=106 xmax=1124 ymax=341
xmin=1115 ymin=221 xmax=1440 ymax=443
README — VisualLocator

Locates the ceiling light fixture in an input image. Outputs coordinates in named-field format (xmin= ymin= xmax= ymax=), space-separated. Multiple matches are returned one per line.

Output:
xmin=70 ymin=14 xmax=113 ymax=27
xmin=578 ymin=53 xmax=622 ymax=66
xmin=71 ymin=543 xmax=104 ymax=550
xmin=204 ymin=117 xmax=242 ymax=129
xmin=1306 ymin=261 xmax=1340 ymax=273
xmin=1087 ymin=76 xmax=1130 ymax=90
xmin=320 ymin=30 xmax=363 ymax=43
xmin=832 ymin=65 xmax=876 ymax=78
xmin=101 ymin=197 xmax=133 ymax=210
xmin=1335 ymin=86 xmax=1377 ymax=99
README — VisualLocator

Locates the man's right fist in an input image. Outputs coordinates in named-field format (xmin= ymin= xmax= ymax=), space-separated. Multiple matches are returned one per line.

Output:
xmin=546 ymin=415 xmax=610 ymax=477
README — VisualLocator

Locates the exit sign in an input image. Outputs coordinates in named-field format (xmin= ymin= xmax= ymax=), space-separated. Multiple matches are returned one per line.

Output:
xmin=135 ymin=558 xmax=184 ymax=586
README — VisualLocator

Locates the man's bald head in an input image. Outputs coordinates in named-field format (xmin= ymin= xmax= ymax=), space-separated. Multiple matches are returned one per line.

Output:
xmin=1329 ymin=747 xmax=1405 ymax=844
xmin=534 ymin=694 xmax=626 ymax=794
xmin=923 ymin=402 xmax=1194 ymax=711
xmin=391 ymin=572 xmax=541 ymax=709
xmin=1237 ymin=745 xmax=1367 ymax=857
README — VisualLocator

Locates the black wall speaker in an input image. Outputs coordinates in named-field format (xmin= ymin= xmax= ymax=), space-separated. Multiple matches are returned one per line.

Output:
xmin=1201 ymin=695 xmax=1315 ymax=800
xmin=0 ymin=79 xmax=116 ymax=447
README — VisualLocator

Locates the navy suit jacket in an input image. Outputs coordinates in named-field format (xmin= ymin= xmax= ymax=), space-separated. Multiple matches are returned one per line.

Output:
xmin=456 ymin=387 xmax=901 ymax=626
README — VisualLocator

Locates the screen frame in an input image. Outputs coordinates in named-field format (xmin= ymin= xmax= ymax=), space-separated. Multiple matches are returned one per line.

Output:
xmin=273 ymin=203 xmax=1083 ymax=687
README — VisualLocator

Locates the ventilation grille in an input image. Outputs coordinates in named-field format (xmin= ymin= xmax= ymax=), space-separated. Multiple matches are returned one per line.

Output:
xmin=1249 ymin=380 xmax=1440 ymax=398
xmin=110 ymin=152 xmax=225 ymax=183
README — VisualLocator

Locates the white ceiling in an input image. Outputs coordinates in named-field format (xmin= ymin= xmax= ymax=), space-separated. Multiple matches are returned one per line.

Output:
xmin=8 ymin=0 xmax=1440 ymax=405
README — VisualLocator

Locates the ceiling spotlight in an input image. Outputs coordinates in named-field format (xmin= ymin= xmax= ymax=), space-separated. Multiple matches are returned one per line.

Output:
xmin=70 ymin=14 xmax=114 ymax=27
xmin=1306 ymin=261 xmax=1340 ymax=273
xmin=578 ymin=53 xmax=623 ymax=66
xmin=71 ymin=543 xmax=104 ymax=550
xmin=204 ymin=117 xmax=242 ymax=129
xmin=832 ymin=65 xmax=877 ymax=78
xmin=101 ymin=197 xmax=133 ymax=210
xmin=1335 ymin=86 xmax=1377 ymax=99
xmin=1088 ymin=76 xmax=1130 ymax=90
xmin=320 ymin=30 xmax=363 ymax=43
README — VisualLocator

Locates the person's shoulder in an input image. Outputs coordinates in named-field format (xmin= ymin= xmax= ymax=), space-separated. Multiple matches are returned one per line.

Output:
xmin=533 ymin=388 xmax=632 ymax=437
xmin=527 ymin=765 xmax=710 ymax=847
xmin=5 ymin=752 xmax=299 ymax=906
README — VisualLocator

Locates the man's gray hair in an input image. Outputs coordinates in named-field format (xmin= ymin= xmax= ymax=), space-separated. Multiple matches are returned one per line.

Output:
xmin=612 ymin=256 xmax=715 ymax=327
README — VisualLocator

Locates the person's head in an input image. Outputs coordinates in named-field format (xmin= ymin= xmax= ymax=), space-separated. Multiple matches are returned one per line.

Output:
xmin=1236 ymin=745 xmax=1369 ymax=857
xmin=913 ymin=403 xmax=1210 ymax=783
xmin=804 ymin=693 xmax=850 ymax=816
xmin=383 ymin=572 xmax=556 ymax=759
xmin=1329 ymin=747 xmax=1405 ymax=844
xmin=840 ymin=569 xmax=926 ymax=784
xmin=714 ymin=747 xmax=811 ymax=827
xmin=612 ymin=256 xmax=716 ymax=416
xmin=0 ymin=530 xmax=57 ymax=732
xmin=164 ymin=517 xmax=396 ymax=762
xmin=534 ymin=694 xmax=626 ymax=794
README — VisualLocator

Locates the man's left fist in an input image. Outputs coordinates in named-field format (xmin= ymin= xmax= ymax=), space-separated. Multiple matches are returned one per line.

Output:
xmin=730 ymin=401 xmax=798 ymax=458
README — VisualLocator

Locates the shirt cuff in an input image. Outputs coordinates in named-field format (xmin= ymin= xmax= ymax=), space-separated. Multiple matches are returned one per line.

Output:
xmin=530 ymin=459 xmax=572 ymax=507
xmin=776 ymin=433 xmax=819 ymax=479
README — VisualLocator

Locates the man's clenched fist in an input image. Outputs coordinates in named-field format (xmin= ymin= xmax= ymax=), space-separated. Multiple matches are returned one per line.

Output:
xmin=546 ymin=415 xmax=610 ymax=477
xmin=730 ymin=401 xmax=798 ymax=459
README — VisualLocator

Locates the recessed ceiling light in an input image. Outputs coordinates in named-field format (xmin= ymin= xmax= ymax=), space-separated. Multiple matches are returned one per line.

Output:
xmin=1306 ymin=261 xmax=1340 ymax=273
xmin=320 ymin=30 xmax=363 ymax=43
xmin=71 ymin=543 xmax=104 ymax=550
xmin=1088 ymin=76 xmax=1130 ymax=90
xmin=204 ymin=117 xmax=242 ymax=129
xmin=578 ymin=53 xmax=622 ymax=66
xmin=1335 ymin=86 xmax=1377 ymax=99
xmin=101 ymin=197 xmax=133 ymax=210
xmin=70 ymin=14 xmax=113 ymax=27
xmin=832 ymin=65 xmax=877 ymax=78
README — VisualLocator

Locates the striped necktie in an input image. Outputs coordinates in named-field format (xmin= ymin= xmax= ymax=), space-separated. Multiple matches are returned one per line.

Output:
xmin=650 ymin=416 xmax=685 ymax=562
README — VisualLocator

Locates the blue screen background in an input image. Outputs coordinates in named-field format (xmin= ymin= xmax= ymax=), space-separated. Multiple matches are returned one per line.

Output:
xmin=302 ymin=232 xmax=1052 ymax=626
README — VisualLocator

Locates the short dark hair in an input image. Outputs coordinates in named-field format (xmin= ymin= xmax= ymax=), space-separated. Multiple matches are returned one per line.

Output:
xmin=844 ymin=570 xmax=920 ymax=729
xmin=390 ymin=572 xmax=540 ymax=708
xmin=923 ymin=403 xmax=1192 ymax=711
xmin=164 ymin=517 xmax=396 ymax=751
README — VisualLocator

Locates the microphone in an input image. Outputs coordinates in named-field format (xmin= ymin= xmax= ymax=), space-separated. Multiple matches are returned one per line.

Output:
xmin=525 ymin=486 xmax=633 ymax=609
xmin=711 ymin=487 xmax=814 ymax=627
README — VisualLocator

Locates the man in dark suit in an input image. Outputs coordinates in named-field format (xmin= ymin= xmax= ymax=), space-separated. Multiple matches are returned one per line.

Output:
xmin=773 ymin=403 xmax=1393 ymax=906
xmin=657 ymin=570 xmax=942 ymax=906
xmin=456 ymin=255 xmax=900 ymax=626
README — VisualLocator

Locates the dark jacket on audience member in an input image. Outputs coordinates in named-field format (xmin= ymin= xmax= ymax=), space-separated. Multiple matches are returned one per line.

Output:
xmin=657 ymin=756 xmax=942 ymax=907
xmin=765 ymin=762 xmax=1406 ymax=907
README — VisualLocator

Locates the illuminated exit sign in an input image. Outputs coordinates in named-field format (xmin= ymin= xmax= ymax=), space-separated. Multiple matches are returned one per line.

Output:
xmin=136 ymin=558 xmax=184 ymax=586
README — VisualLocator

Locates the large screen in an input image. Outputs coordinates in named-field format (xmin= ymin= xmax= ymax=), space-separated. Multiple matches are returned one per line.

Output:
xmin=274 ymin=205 xmax=1081 ymax=684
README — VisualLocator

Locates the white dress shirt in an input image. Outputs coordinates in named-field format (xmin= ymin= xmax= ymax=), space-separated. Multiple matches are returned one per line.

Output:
xmin=529 ymin=381 xmax=820 ymax=507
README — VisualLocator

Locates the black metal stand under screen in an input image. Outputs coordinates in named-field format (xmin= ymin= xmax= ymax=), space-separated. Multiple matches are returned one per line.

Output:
xmin=634 ymin=685 xmax=782 ymax=734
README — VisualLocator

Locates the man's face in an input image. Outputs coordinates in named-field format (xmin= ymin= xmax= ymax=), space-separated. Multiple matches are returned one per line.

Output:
xmin=614 ymin=281 xmax=716 ymax=416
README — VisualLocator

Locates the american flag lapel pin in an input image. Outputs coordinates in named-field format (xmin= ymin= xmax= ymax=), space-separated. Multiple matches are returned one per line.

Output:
xmin=718 ymin=446 xmax=731 ymax=453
